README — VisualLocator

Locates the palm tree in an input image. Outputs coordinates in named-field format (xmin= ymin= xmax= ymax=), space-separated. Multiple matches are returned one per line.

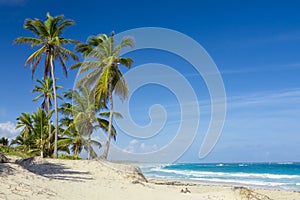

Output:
xmin=14 ymin=12 xmax=79 ymax=158
xmin=31 ymin=108 xmax=49 ymax=157
xmin=0 ymin=137 xmax=9 ymax=146
xmin=60 ymin=117 xmax=101 ymax=158
xmin=32 ymin=77 xmax=62 ymax=157
xmin=60 ymin=88 xmax=115 ymax=159
xmin=13 ymin=113 xmax=35 ymax=153
xmin=32 ymin=77 xmax=62 ymax=113
xmin=11 ymin=135 xmax=34 ymax=154
xmin=75 ymin=34 xmax=106 ymax=57
xmin=71 ymin=33 xmax=134 ymax=159
xmin=14 ymin=109 xmax=48 ymax=157
xmin=15 ymin=112 xmax=34 ymax=139
xmin=13 ymin=109 xmax=70 ymax=157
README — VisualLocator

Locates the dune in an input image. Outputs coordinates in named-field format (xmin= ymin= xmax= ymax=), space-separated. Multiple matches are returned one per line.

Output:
xmin=0 ymin=157 xmax=299 ymax=200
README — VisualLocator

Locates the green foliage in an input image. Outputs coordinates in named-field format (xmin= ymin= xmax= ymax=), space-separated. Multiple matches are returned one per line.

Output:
xmin=58 ymin=154 xmax=82 ymax=160
xmin=0 ymin=145 xmax=30 ymax=158
xmin=71 ymin=32 xmax=134 ymax=103
xmin=14 ymin=12 xmax=79 ymax=78
xmin=71 ymin=32 xmax=134 ymax=159
xmin=15 ymin=12 xmax=79 ymax=159
xmin=0 ymin=137 xmax=9 ymax=146
xmin=32 ymin=77 xmax=62 ymax=113
xmin=14 ymin=12 xmax=134 ymax=160
xmin=13 ymin=108 xmax=71 ymax=157
xmin=60 ymin=88 xmax=106 ymax=159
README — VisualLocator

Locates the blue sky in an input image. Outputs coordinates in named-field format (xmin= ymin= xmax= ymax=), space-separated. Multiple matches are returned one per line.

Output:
xmin=0 ymin=0 xmax=300 ymax=163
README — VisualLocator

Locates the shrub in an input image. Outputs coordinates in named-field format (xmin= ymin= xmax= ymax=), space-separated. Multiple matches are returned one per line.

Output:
xmin=58 ymin=154 xmax=82 ymax=160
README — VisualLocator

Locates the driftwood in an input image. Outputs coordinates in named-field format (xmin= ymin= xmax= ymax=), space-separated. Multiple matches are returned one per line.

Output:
xmin=0 ymin=153 xmax=9 ymax=163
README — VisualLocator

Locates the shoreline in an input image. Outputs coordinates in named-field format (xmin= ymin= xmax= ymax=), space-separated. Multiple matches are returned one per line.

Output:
xmin=0 ymin=157 xmax=299 ymax=200
xmin=145 ymin=175 xmax=300 ymax=192
xmin=137 ymin=162 xmax=300 ymax=193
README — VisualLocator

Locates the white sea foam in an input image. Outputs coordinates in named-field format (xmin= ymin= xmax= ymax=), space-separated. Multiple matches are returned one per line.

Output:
xmin=142 ymin=164 xmax=300 ymax=190
xmin=149 ymin=168 xmax=300 ymax=179
xmin=277 ymin=162 xmax=294 ymax=165
xmin=190 ymin=178 xmax=287 ymax=187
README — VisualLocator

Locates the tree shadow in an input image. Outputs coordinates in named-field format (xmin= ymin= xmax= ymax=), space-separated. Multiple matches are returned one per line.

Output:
xmin=0 ymin=163 xmax=15 ymax=176
xmin=17 ymin=157 xmax=93 ymax=182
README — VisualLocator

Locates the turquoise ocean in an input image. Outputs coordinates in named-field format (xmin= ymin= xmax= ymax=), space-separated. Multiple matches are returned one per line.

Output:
xmin=140 ymin=163 xmax=300 ymax=191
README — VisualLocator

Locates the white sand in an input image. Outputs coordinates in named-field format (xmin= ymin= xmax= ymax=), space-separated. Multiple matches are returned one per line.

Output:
xmin=0 ymin=157 xmax=299 ymax=200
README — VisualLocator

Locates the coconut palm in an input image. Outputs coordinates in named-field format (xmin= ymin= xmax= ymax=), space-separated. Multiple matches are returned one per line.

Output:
xmin=11 ymin=135 xmax=34 ymax=153
xmin=14 ymin=109 xmax=48 ymax=157
xmin=60 ymin=117 xmax=101 ymax=158
xmin=31 ymin=108 xmax=49 ymax=157
xmin=75 ymin=34 xmax=107 ymax=57
xmin=15 ymin=112 xmax=34 ymax=139
xmin=71 ymin=32 xmax=134 ymax=159
xmin=13 ymin=109 xmax=70 ymax=157
xmin=13 ymin=113 xmax=35 ymax=153
xmin=32 ymin=77 xmax=62 ymax=113
xmin=14 ymin=12 xmax=79 ymax=158
xmin=32 ymin=77 xmax=62 ymax=157
xmin=0 ymin=137 xmax=9 ymax=146
xmin=60 ymin=88 xmax=116 ymax=159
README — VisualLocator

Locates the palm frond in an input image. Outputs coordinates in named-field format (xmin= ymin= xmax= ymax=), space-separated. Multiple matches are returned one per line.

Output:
xmin=14 ymin=37 xmax=43 ymax=47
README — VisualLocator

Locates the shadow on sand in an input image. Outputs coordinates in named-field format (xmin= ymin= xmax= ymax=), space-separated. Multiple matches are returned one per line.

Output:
xmin=0 ymin=163 xmax=15 ymax=175
xmin=16 ymin=157 xmax=93 ymax=182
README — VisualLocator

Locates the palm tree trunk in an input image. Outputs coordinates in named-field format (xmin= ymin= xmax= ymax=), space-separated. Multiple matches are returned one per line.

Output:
xmin=87 ymin=132 xmax=91 ymax=160
xmin=40 ymin=118 xmax=44 ymax=158
xmin=47 ymin=97 xmax=52 ymax=157
xmin=41 ymin=142 xmax=44 ymax=158
xmin=40 ymin=139 xmax=44 ymax=158
xmin=50 ymin=54 xmax=59 ymax=159
xmin=102 ymin=81 xmax=113 ymax=160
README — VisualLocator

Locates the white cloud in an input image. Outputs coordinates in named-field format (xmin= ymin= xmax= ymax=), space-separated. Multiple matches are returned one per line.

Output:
xmin=123 ymin=139 xmax=139 ymax=153
xmin=140 ymin=143 xmax=145 ymax=149
xmin=140 ymin=143 xmax=158 ymax=153
xmin=0 ymin=121 xmax=19 ymax=139
xmin=123 ymin=139 xmax=159 ymax=154
xmin=129 ymin=139 xmax=138 ymax=146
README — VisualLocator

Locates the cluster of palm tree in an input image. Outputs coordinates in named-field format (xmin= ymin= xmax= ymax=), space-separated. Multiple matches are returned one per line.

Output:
xmin=13 ymin=12 xmax=134 ymax=159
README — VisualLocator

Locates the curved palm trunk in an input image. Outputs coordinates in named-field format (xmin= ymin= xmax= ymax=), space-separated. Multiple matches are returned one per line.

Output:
xmin=102 ymin=81 xmax=113 ymax=160
xmin=50 ymin=54 xmax=59 ymax=158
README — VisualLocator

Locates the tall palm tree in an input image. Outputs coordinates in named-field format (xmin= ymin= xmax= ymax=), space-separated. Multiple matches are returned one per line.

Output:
xmin=71 ymin=32 xmax=134 ymax=159
xmin=32 ymin=77 xmax=62 ymax=157
xmin=14 ymin=12 xmax=79 ymax=158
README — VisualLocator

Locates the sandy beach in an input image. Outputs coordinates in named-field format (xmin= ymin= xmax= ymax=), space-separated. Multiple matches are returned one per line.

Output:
xmin=0 ymin=157 xmax=299 ymax=200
